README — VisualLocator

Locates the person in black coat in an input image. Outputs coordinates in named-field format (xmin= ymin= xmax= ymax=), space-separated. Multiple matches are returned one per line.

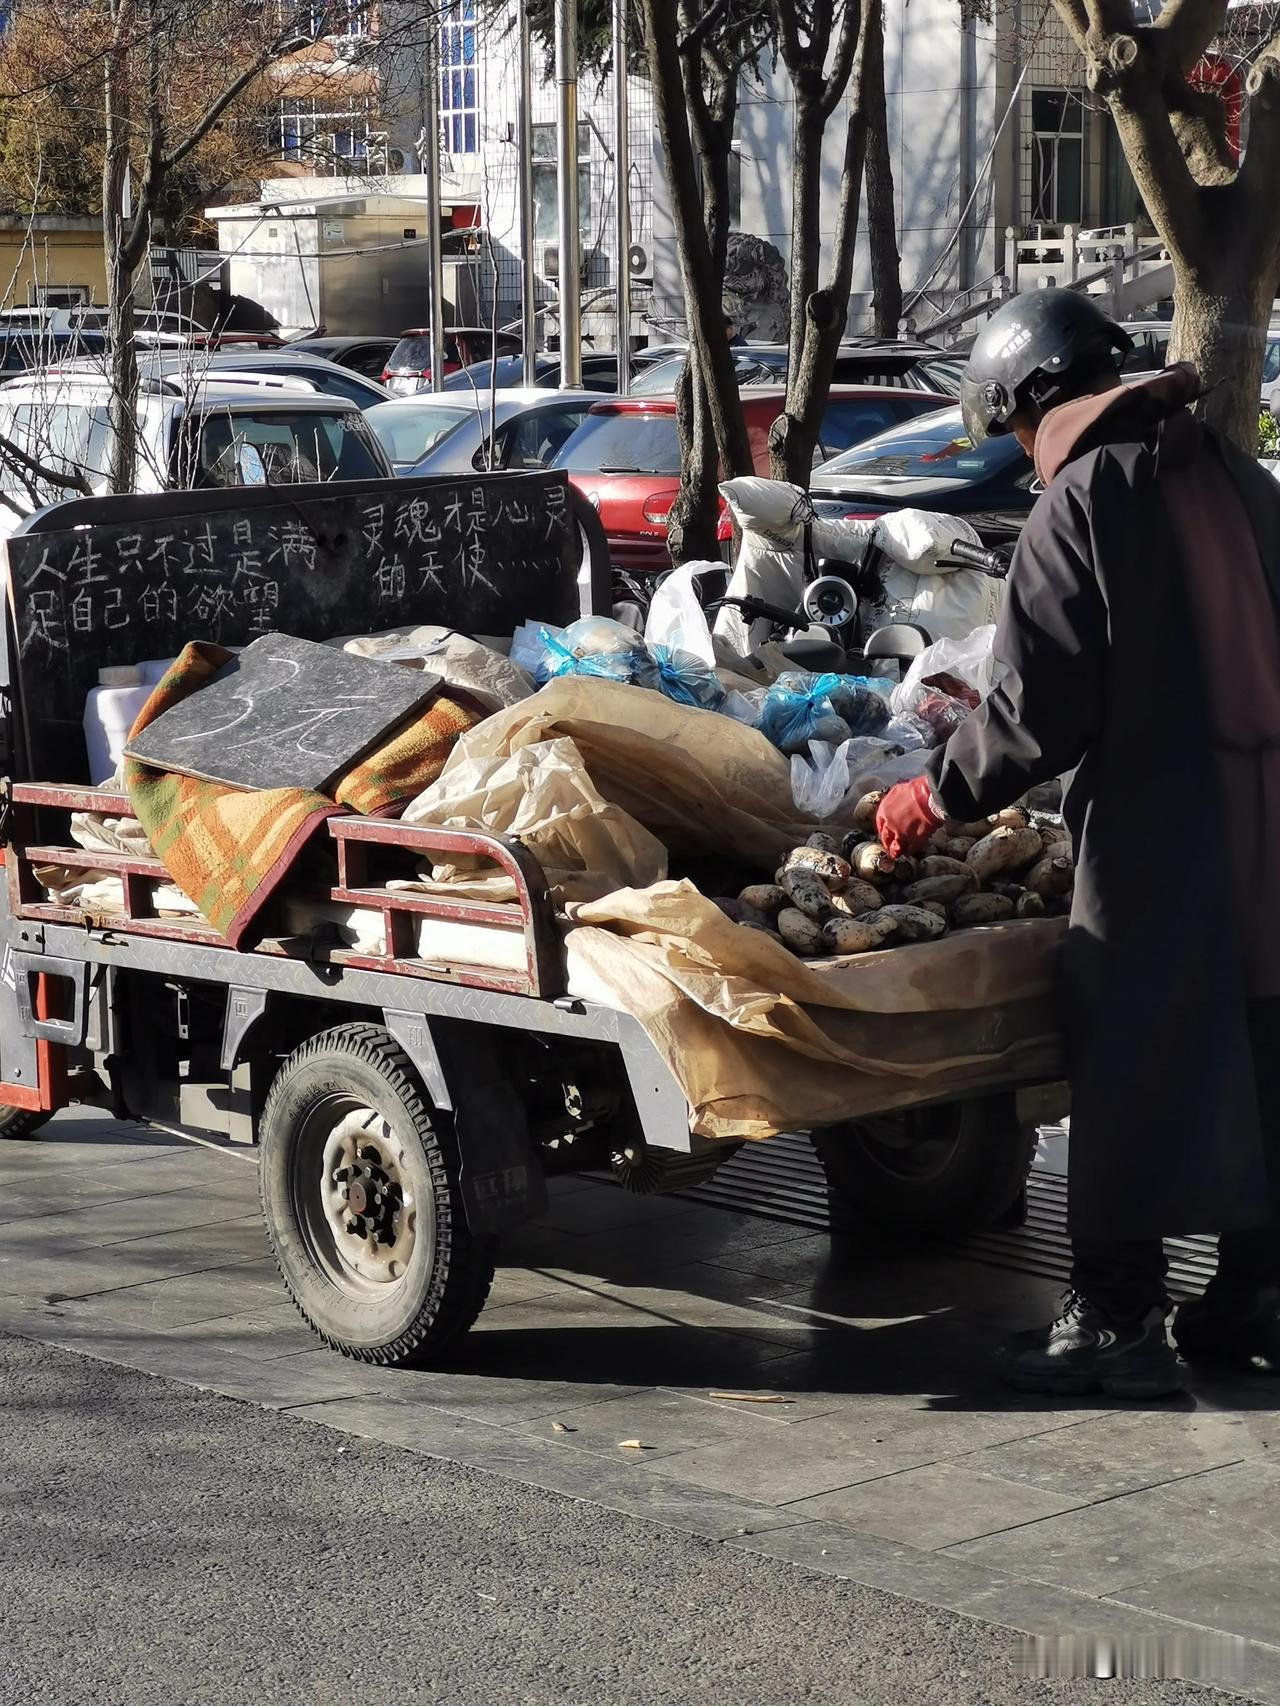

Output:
xmin=876 ymin=289 xmax=1280 ymax=1398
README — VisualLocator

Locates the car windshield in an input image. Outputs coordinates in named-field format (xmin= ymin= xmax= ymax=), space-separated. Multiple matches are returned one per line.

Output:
xmin=443 ymin=357 xmax=534 ymax=391
xmin=183 ymin=408 xmax=385 ymax=486
xmin=362 ymin=400 xmax=469 ymax=465
xmin=387 ymin=335 xmax=432 ymax=372
xmin=818 ymin=411 xmax=1024 ymax=480
xmin=1265 ymin=339 xmax=1280 ymax=387
xmin=629 ymin=351 xmax=783 ymax=396
xmin=552 ymin=409 xmax=680 ymax=474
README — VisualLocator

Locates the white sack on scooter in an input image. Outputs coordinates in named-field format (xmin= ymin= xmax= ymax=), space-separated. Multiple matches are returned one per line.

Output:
xmin=716 ymin=477 xmax=1004 ymax=656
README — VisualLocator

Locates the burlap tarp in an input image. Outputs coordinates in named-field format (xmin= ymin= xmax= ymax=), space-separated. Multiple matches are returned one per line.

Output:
xmin=403 ymin=676 xmax=1065 ymax=1141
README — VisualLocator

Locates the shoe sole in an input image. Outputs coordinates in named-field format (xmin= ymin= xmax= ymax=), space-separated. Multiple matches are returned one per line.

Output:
xmin=1006 ymin=1365 xmax=1188 ymax=1399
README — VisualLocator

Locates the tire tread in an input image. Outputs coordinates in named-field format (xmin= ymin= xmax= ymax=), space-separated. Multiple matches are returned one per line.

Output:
xmin=258 ymin=1022 xmax=493 ymax=1366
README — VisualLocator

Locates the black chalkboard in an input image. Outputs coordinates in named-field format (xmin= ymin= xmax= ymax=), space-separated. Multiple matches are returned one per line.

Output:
xmin=3 ymin=471 xmax=584 ymax=783
xmin=124 ymin=633 xmax=443 ymax=791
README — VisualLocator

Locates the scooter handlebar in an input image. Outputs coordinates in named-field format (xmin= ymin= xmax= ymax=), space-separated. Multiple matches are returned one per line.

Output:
xmin=946 ymin=538 xmax=1013 ymax=578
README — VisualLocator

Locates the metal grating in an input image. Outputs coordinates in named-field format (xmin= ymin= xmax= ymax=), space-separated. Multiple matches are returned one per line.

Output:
xmin=677 ymin=1131 xmax=1216 ymax=1300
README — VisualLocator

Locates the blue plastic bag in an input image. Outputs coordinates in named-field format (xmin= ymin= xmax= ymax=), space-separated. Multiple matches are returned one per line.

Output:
xmin=649 ymin=644 xmax=726 ymax=711
xmin=510 ymin=616 xmax=655 ymax=688
xmin=758 ymin=673 xmax=851 ymax=755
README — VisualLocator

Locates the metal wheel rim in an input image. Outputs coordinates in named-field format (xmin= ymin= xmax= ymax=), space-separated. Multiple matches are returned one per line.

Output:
xmin=292 ymin=1094 xmax=430 ymax=1296
xmin=854 ymin=1108 xmax=964 ymax=1185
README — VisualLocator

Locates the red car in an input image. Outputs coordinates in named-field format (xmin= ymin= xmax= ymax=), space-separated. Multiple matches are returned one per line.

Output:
xmin=551 ymin=384 xmax=953 ymax=573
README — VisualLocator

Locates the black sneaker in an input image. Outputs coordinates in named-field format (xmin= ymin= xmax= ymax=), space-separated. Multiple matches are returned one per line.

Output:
xmin=1172 ymin=1285 xmax=1280 ymax=1372
xmin=1001 ymin=1292 xmax=1186 ymax=1397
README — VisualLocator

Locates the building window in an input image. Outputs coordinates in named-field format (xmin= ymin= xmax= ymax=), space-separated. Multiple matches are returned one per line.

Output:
xmin=304 ymin=1 xmax=367 ymax=36
xmin=1031 ymin=90 xmax=1084 ymax=226
xmin=279 ymin=92 xmax=373 ymax=171
xmin=441 ymin=2 xmax=478 ymax=154
xmin=532 ymin=121 xmax=592 ymax=242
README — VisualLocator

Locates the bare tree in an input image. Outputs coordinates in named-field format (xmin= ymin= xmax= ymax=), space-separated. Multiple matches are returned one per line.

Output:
xmin=640 ymin=0 xmax=766 ymax=561
xmin=768 ymin=0 xmax=880 ymax=486
xmin=1049 ymin=0 xmax=1280 ymax=447
xmin=863 ymin=4 xmax=901 ymax=338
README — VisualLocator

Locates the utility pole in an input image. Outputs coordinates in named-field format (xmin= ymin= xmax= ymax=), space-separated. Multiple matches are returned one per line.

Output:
xmin=423 ymin=21 xmax=446 ymax=392
xmin=613 ymin=0 xmax=630 ymax=395
xmin=518 ymin=0 xmax=538 ymax=386
xmin=554 ymin=0 xmax=581 ymax=387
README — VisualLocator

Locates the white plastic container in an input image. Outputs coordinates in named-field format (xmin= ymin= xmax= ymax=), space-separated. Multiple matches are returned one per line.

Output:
xmin=138 ymin=656 xmax=176 ymax=686
xmin=83 ymin=665 xmax=151 ymax=784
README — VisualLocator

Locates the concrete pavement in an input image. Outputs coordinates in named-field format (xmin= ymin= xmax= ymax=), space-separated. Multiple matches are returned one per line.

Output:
xmin=0 ymin=1110 xmax=1278 ymax=1700
xmin=0 ymin=1331 xmax=1232 ymax=1705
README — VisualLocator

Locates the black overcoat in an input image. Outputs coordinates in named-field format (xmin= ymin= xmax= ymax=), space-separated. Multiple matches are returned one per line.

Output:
xmin=929 ymin=377 xmax=1280 ymax=1239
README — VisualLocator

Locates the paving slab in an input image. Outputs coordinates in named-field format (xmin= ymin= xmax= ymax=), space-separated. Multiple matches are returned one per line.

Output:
xmin=513 ymin=1386 xmax=793 ymax=1463
xmin=946 ymin=1460 xmax=1280 ymax=1595
xmin=788 ymin=1459 xmax=1089 ymax=1549
xmin=959 ymin=1408 xmax=1262 ymax=1502
xmin=1107 ymin=1557 xmax=1280 ymax=1648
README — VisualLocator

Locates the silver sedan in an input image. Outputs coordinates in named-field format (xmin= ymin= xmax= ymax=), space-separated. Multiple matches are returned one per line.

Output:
xmin=364 ymin=388 xmax=603 ymax=475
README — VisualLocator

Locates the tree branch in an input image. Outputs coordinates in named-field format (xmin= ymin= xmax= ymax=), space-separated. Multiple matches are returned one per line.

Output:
xmin=678 ymin=0 xmax=735 ymax=55
xmin=821 ymin=0 xmax=863 ymax=119
xmin=1239 ymin=36 xmax=1280 ymax=217
xmin=1152 ymin=0 xmax=1227 ymax=78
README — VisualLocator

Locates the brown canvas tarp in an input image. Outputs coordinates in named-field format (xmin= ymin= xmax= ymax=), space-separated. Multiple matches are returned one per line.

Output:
xmin=404 ymin=676 xmax=1066 ymax=1141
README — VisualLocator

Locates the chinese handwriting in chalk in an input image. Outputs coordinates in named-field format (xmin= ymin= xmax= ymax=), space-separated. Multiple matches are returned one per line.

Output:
xmin=393 ymin=496 xmax=442 ymax=550
xmin=273 ymin=519 xmax=318 ymax=573
xmin=141 ymin=585 xmax=178 ymax=625
xmin=375 ymin=557 xmax=406 ymax=602
xmin=361 ymin=503 xmax=386 ymax=559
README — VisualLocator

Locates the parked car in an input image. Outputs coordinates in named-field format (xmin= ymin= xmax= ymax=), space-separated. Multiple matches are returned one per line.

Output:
xmin=0 ymin=372 xmax=390 ymax=531
xmin=629 ymin=339 xmax=963 ymax=398
xmin=553 ymin=384 xmax=953 ymax=572
xmin=382 ymin=326 xmax=523 ymax=393
xmin=53 ymin=348 xmax=390 ymax=411
xmin=284 ymin=335 xmax=399 ymax=378
xmin=365 ymin=388 xmax=601 ymax=475
xmin=443 ymin=352 xmax=623 ymax=395
xmin=0 ymin=327 xmax=107 ymax=375
xmin=808 ymin=404 xmax=1036 ymax=543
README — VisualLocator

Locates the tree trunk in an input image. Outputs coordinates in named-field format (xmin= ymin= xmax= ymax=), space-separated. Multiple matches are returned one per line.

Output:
xmin=864 ymin=10 xmax=901 ymax=339
xmin=1047 ymin=1 xmax=1280 ymax=455
xmin=668 ymin=356 xmax=721 ymax=563
xmin=770 ymin=0 xmax=878 ymax=488
xmin=1168 ymin=266 xmax=1273 ymax=451
xmin=102 ymin=0 xmax=141 ymax=497
xmin=642 ymin=0 xmax=753 ymax=481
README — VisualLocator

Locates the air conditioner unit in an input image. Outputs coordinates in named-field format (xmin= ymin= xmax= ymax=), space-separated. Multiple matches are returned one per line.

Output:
xmin=542 ymin=244 xmax=589 ymax=284
xmin=388 ymin=146 xmax=419 ymax=174
xmin=627 ymin=243 xmax=652 ymax=282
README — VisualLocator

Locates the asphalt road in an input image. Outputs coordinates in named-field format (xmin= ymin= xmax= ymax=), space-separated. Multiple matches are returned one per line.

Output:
xmin=0 ymin=1331 xmax=1231 ymax=1706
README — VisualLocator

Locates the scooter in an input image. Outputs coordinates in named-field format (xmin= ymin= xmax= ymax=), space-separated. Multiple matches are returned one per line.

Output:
xmin=707 ymin=536 xmax=1012 ymax=676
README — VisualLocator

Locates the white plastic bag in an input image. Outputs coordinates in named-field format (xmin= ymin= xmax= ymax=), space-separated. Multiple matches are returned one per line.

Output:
xmin=790 ymin=728 xmax=934 ymax=819
xmin=812 ymin=508 xmax=1002 ymax=644
xmin=644 ymin=561 xmax=718 ymax=667
xmin=891 ymin=624 xmax=998 ymax=715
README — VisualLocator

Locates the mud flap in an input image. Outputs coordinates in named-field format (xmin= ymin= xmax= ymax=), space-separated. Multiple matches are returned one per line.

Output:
xmin=383 ymin=1010 xmax=547 ymax=1237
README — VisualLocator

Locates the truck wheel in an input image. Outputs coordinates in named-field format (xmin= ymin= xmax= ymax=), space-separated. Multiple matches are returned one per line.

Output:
xmin=812 ymin=1094 xmax=1035 ymax=1238
xmin=258 ymin=1024 xmax=493 ymax=1366
xmin=0 ymin=1105 xmax=49 ymax=1141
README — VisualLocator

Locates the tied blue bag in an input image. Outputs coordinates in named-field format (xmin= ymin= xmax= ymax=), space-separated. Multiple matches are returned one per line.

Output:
xmin=757 ymin=672 xmax=892 ymax=755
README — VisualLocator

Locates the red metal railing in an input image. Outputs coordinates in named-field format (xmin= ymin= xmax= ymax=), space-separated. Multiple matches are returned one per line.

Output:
xmin=7 ymin=783 xmax=565 ymax=999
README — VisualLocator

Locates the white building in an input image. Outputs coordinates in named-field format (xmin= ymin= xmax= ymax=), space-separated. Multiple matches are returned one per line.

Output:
xmin=648 ymin=0 xmax=1196 ymax=339
xmin=207 ymin=2 xmax=652 ymax=347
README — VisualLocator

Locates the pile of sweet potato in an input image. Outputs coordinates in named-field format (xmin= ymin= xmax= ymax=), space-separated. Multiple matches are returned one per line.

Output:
xmin=715 ymin=792 xmax=1072 ymax=958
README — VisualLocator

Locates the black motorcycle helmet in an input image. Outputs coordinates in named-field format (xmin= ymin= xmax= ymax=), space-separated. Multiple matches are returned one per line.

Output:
xmin=960 ymin=288 xmax=1134 ymax=443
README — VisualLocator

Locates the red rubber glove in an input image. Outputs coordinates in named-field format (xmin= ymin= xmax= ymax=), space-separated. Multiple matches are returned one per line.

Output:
xmin=875 ymin=776 xmax=944 ymax=859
